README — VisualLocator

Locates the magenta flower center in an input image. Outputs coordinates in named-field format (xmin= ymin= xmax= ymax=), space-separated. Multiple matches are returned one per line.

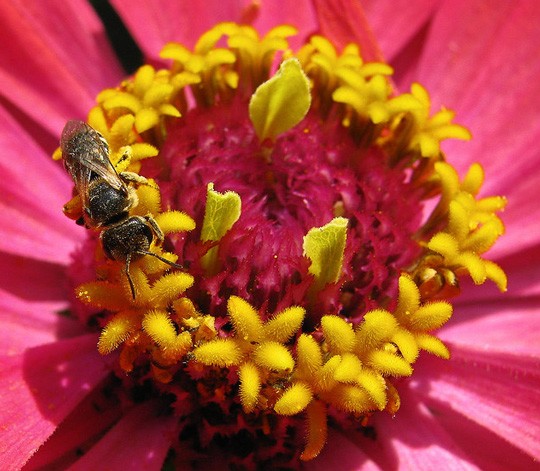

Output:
xmin=161 ymin=103 xmax=422 ymax=319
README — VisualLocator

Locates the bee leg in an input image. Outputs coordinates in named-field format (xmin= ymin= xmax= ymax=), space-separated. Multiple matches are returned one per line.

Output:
xmin=136 ymin=249 xmax=183 ymax=269
xmin=125 ymin=253 xmax=137 ymax=299
xmin=144 ymin=215 xmax=165 ymax=243
xmin=120 ymin=171 xmax=158 ymax=189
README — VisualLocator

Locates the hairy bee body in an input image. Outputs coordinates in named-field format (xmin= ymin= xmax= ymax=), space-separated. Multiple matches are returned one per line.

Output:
xmin=60 ymin=120 xmax=180 ymax=297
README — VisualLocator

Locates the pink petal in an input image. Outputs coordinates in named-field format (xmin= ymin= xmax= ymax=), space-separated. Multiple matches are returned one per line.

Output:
xmin=69 ymin=401 xmax=176 ymax=471
xmin=23 ymin=379 xmax=122 ymax=470
xmin=250 ymin=1 xmax=318 ymax=50
xmin=315 ymin=388 xmax=478 ymax=470
xmin=0 ymin=266 xmax=84 ymax=356
xmin=441 ymin=299 xmax=540 ymax=358
xmin=413 ymin=347 xmax=540 ymax=460
xmin=311 ymin=0 xmax=382 ymax=61
xmin=420 ymin=396 xmax=539 ymax=471
xmin=0 ymin=0 xmax=123 ymax=135
xmin=486 ymin=181 xmax=540 ymax=259
xmin=308 ymin=429 xmax=381 ymax=470
xmin=403 ymin=1 xmax=540 ymax=258
xmin=0 ymin=105 xmax=83 ymax=265
xmin=0 ymin=334 xmax=108 ymax=469
xmin=361 ymin=0 xmax=438 ymax=61
xmin=110 ymin=0 xmax=252 ymax=59
xmin=364 ymin=388 xmax=479 ymax=470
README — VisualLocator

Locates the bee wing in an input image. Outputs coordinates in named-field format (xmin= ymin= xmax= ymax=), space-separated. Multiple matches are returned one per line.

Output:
xmin=61 ymin=121 xmax=126 ymax=207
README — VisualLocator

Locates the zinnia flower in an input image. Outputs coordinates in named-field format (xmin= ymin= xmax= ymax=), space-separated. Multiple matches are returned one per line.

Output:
xmin=1 ymin=1 xmax=539 ymax=470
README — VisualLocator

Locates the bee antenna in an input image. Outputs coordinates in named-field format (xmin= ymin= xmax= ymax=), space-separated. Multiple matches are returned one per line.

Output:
xmin=125 ymin=253 xmax=137 ymax=300
xmin=136 ymin=250 xmax=183 ymax=269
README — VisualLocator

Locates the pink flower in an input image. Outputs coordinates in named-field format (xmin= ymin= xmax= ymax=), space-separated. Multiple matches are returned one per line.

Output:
xmin=1 ymin=0 xmax=539 ymax=469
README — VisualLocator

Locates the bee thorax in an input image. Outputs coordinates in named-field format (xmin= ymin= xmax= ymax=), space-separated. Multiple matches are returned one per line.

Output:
xmin=101 ymin=216 xmax=153 ymax=262
xmin=86 ymin=181 xmax=131 ymax=226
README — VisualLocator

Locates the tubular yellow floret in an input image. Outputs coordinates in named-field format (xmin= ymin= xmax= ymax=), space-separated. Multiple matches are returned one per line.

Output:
xmin=331 ymin=384 xmax=373 ymax=414
xmin=321 ymin=315 xmax=356 ymax=353
xmin=315 ymin=355 xmax=341 ymax=392
xmin=76 ymin=281 xmax=127 ymax=310
xmin=356 ymin=369 xmax=387 ymax=410
xmin=408 ymin=301 xmax=453 ymax=331
xmin=154 ymin=210 xmax=196 ymax=234
xmin=227 ymin=296 xmax=264 ymax=343
xmin=300 ymin=400 xmax=328 ymax=461
xmin=394 ymin=274 xmax=421 ymax=320
xmin=264 ymin=306 xmax=305 ymax=343
xmin=355 ymin=309 xmax=399 ymax=355
xmin=127 ymin=266 xmax=153 ymax=301
xmin=415 ymin=333 xmax=450 ymax=359
xmin=238 ymin=362 xmax=261 ymax=412
xmin=150 ymin=272 xmax=194 ymax=306
xmin=333 ymin=352 xmax=362 ymax=383
xmin=98 ymin=311 xmax=139 ymax=355
xmin=296 ymin=334 xmax=323 ymax=379
xmin=484 ymin=260 xmax=508 ymax=292
xmin=142 ymin=310 xmax=177 ymax=349
xmin=134 ymin=180 xmax=161 ymax=215
xmin=391 ymin=328 xmax=419 ymax=364
xmin=253 ymin=341 xmax=294 ymax=372
xmin=193 ymin=339 xmax=243 ymax=367
xmin=275 ymin=382 xmax=313 ymax=416
xmin=368 ymin=350 xmax=413 ymax=377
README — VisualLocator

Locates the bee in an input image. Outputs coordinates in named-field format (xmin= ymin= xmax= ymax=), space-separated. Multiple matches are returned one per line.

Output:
xmin=60 ymin=120 xmax=182 ymax=299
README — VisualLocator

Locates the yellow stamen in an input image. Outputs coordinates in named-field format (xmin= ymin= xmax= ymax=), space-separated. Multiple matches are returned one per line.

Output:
xmin=274 ymin=382 xmax=313 ymax=415
xmin=227 ymin=295 xmax=265 ymax=343
xmin=253 ymin=341 xmax=294 ymax=372
xmin=193 ymin=339 xmax=243 ymax=367
xmin=97 ymin=310 xmax=139 ymax=355
xmin=321 ymin=315 xmax=356 ymax=354
xmin=238 ymin=362 xmax=261 ymax=412
xmin=263 ymin=306 xmax=305 ymax=343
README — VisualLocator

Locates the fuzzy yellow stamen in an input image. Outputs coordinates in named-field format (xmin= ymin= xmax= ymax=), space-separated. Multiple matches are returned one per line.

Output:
xmin=300 ymin=400 xmax=327 ymax=461
xmin=331 ymin=384 xmax=374 ymax=414
xmin=142 ymin=309 xmax=178 ymax=349
xmin=321 ymin=315 xmax=356 ymax=354
xmin=149 ymin=272 xmax=194 ymax=305
xmin=333 ymin=353 xmax=363 ymax=383
xmin=274 ymin=382 xmax=313 ymax=415
xmin=296 ymin=334 xmax=323 ymax=379
xmin=193 ymin=339 xmax=243 ymax=367
xmin=253 ymin=341 xmax=294 ymax=372
xmin=76 ymin=281 xmax=126 ymax=310
xmin=238 ymin=362 xmax=261 ymax=413
xmin=154 ymin=211 xmax=196 ymax=234
xmin=356 ymin=369 xmax=387 ymax=410
xmin=228 ymin=295 xmax=265 ymax=343
xmin=263 ymin=306 xmax=305 ymax=343
xmin=97 ymin=310 xmax=139 ymax=355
